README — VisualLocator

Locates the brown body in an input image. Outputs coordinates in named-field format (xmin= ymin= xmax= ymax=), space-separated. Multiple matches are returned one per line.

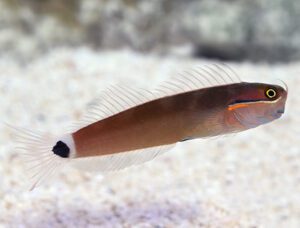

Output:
xmin=73 ymin=84 xmax=247 ymax=157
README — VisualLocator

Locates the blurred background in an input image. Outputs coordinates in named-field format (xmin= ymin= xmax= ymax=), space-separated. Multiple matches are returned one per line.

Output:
xmin=0 ymin=1 xmax=300 ymax=228
xmin=1 ymin=0 xmax=300 ymax=63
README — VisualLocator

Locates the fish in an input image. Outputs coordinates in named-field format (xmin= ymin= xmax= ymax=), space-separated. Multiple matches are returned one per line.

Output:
xmin=10 ymin=64 xmax=288 ymax=190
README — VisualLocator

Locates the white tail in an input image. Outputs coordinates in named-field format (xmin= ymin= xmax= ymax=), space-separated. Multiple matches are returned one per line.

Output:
xmin=7 ymin=124 xmax=70 ymax=191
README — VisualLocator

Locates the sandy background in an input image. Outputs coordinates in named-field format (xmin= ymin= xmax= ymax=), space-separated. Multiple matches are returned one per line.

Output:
xmin=0 ymin=49 xmax=299 ymax=227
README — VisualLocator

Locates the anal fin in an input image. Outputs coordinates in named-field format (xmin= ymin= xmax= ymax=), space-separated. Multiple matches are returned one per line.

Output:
xmin=70 ymin=144 xmax=176 ymax=172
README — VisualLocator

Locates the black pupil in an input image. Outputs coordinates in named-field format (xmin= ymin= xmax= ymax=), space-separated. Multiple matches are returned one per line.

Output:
xmin=268 ymin=90 xmax=275 ymax=97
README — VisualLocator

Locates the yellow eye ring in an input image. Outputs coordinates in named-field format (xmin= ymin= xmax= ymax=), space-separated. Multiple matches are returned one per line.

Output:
xmin=265 ymin=88 xmax=277 ymax=99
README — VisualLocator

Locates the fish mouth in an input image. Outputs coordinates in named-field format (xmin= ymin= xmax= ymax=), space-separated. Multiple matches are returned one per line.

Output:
xmin=273 ymin=109 xmax=285 ymax=118
xmin=277 ymin=109 xmax=285 ymax=114
xmin=271 ymin=109 xmax=284 ymax=119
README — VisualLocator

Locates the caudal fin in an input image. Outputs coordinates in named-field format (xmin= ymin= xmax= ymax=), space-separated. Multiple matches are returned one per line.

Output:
xmin=7 ymin=124 xmax=70 ymax=191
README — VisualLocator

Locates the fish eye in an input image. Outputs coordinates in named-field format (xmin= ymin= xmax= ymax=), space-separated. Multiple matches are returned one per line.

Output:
xmin=265 ymin=88 xmax=277 ymax=99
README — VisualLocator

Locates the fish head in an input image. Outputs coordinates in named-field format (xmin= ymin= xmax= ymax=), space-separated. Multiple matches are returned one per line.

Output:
xmin=227 ymin=82 xmax=288 ymax=129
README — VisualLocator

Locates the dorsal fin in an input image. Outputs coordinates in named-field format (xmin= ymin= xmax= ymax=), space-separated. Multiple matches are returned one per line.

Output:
xmin=154 ymin=63 xmax=241 ymax=97
xmin=70 ymin=84 xmax=156 ymax=131
xmin=70 ymin=64 xmax=241 ymax=131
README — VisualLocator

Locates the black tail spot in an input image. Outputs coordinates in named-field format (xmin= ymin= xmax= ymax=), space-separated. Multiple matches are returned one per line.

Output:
xmin=52 ymin=141 xmax=70 ymax=158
